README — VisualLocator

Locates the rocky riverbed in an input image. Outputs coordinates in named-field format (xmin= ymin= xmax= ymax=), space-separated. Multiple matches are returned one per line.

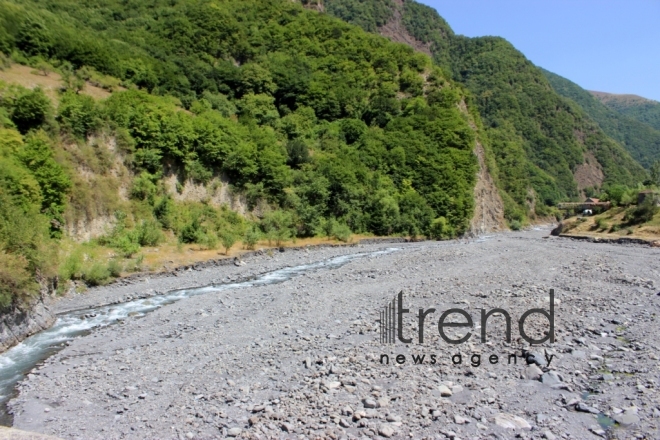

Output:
xmin=7 ymin=228 xmax=660 ymax=439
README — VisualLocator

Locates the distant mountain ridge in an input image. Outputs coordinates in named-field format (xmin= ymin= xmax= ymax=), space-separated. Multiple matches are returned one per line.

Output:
xmin=541 ymin=70 xmax=660 ymax=169
xmin=590 ymin=91 xmax=660 ymax=133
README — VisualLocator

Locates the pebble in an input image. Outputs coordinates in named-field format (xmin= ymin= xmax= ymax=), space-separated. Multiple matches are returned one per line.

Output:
xmin=439 ymin=385 xmax=453 ymax=397
xmin=494 ymin=413 xmax=532 ymax=430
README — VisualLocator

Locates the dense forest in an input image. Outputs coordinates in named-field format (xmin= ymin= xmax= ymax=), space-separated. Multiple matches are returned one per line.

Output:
xmin=324 ymin=0 xmax=648 ymax=223
xmin=542 ymin=69 xmax=660 ymax=169
xmin=0 ymin=0 xmax=479 ymax=307
xmin=591 ymin=91 xmax=660 ymax=133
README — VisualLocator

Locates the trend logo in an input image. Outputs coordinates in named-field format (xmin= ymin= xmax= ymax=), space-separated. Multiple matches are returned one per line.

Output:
xmin=379 ymin=290 xmax=555 ymax=345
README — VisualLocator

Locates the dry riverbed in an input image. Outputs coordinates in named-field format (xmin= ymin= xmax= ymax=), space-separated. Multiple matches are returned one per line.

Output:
xmin=8 ymin=228 xmax=660 ymax=439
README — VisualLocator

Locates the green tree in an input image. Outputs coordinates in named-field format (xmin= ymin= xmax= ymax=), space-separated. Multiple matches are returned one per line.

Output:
xmin=11 ymin=88 xmax=51 ymax=133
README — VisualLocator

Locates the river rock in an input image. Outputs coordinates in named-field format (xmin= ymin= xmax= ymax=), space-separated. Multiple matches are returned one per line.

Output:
xmin=524 ymin=365 xmax=543 ymax=380
xmin=494 ymin=413 xmax=532 ymax=430
xmin=439 ymin=385 xmax=452 ymax=397
xmin=378 ymin=424 xmax=395 ymax=438
xmin=541 ymin=371 xmax=563 ymax=386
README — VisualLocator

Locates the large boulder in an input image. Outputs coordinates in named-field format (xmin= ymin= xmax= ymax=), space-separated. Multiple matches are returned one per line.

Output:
xmin=550 ymin=223 xmax=564 ymax=236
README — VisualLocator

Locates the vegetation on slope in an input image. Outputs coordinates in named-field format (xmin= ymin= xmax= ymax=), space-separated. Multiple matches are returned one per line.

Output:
xmin=591 ymin=91 xmax=660 ymax=133
xmin=324 ymin=0 xmax=648 ymax=224
xmin=0 ymin=0 xmax=480 ymax=308
xmin=542 ymin=69 xmax=660 ymax=169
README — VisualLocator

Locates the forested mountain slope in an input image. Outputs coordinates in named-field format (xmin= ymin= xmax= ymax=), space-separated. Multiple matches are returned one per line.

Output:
xmin=0 ymin=0 xmax=484 ymax=311
xmin=324 ymin=0 xmax=648 ymax=221
xmin=591 ymin=91 xmax=660 ymax=133
xmin=542 ymin=69 xmax=660 ymax=169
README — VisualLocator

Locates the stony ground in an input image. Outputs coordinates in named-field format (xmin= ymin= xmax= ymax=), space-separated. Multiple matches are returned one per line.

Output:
xmin=8 ymin=228 xmax=660 ymax=439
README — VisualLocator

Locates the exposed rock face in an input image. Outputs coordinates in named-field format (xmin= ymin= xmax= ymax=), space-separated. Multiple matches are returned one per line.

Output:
xmin=470 ymin=141 xmax=507 ymax=234
xmin=574 ymin=151 xmax=604 ymax=195
xmin=0 ymin=295 xmax=56 ymax=354
xmin=378 ymin=0 xmax=433 ymax=57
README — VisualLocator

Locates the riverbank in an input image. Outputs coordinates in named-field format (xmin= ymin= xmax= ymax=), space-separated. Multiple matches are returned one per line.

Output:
xmin=6 ymin=227 xmax=660 ymax=439
xmin=50 ymin=237 xmax=407 ymax=315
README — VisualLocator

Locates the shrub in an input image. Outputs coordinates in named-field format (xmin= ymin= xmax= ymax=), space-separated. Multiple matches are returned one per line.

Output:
xmin=130 ymin=172 xmax=158 ymax=201
xmin=0 ymin=251 xmax=38 ymax=308
xmin=11 ymin=88 xmax=51 ymax=133
xmin=201 ymin=231 xmax=218 ymax=250
xmin=107 ymin=259 xmax=123 ymax=277
xmin=429 ymin=217 xmax=455 ymax=239
xmin=57 ymin=92 xmax=97 ymax=138
xmin=136 ymin=219 xmax=163 ymax=246
xmin=179 ymin=218 xmax=205 ymax=244
xmin=112 ymin=234 xmax=140 ymax=258
xmin=82 ymin=262 xmax=111 ymax=286
xmin=59 ymin=251 xmax=83 ymax=281
xmin=219 ymin=232 xmax=236 ymax=255
xmin=243 ymin=226 xmax=260 ymax=250
xmin=628 ymin=199 xmax=659 ymax=225
xmin=261 ymin=210 xmax=294 ymax=246
xmin=331 ymin=222 xmax=352 ymax=242
xmin=509 ymin=220 xmax=522 ymax=231
xmin=595 ymin=217 xmax=609 ymax=231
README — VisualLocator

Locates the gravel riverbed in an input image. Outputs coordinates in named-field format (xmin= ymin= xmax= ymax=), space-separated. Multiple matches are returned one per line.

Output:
xmin=8 ymin=228 xmax=660 ymax=439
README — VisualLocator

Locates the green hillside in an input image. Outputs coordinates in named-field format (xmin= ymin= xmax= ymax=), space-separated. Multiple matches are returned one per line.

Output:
xmin=542 ymin=69 xmax=660 ymax=169
xmin=591 ymin=91 xmax=660 ymax=133
xmin=0 ymin=0 xmax=480 ymax=307
xmin=325 ymin=0 xmax=648 ymax=222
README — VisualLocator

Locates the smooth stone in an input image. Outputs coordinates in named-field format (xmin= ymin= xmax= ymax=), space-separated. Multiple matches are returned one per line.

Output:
xmin=614 ymin=412 xmax=640 ymax=426
xmin=575 ymin=402 xmax=599 ymax=414
xmin=494 ymin=413 xmax=532 ymax=430
xmin=541 ymin=371 xmax=563 ymax=386
xmin=524 ymin=365 xmax=543 ymax=381
xmin=378 ymin=424 xmax=395 ymax=438
xmin=526 ymin=352 xmax=545 ymax=366
xmin=439 ymin=385 xmax=453 ymax=397
xmin=227 ymin=427 xmax=242 ymax=437
xmin=454 ymin=415 xmax=469 ymax=424
xmin=363 ymin=398 xmax=378 ymax=408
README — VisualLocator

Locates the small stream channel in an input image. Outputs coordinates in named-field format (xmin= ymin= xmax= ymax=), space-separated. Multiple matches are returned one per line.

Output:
xmin=0 ymin=247 xmax=399 ymax=425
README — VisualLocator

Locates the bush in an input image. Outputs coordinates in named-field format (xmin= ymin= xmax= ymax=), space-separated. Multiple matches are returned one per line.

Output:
xmin=509 ymin=220 xmax=522 ymax=231
xmin=201 ymin=231 xmax=218 ymax=250
xmin=112 ymin=233 xmax=140 ymax=258
xmin=57 ymin=92 xmax=97 ymax=138
xmin=11 ymin=88 xmax=51 ymax=133
xmin=595 ymin=217 xmax=609 ymax=231
xmin=136 ymin=219 xmax=163 ymax=246
xmin=82 ymin=262 xmax=111 ymax=286
xmin=107 ymin=259 xmax=123 ymax=277
xmin=179 ymin=218 xmax=205 ymax=244
xmin=130 ymin=172 xmax=158 ymax=201
xmin=243 ymin=226 xmax=260 ymax=250
xmin=220 ymin=232 xmax=236 ymax=255
xmin=429 ymin=217 xmax=455 ymax=239
xmin=627 ymin=199 xmax=659 ymax=225
xmin=330 ymin=222 xmax=352 ymax=242
xmin=0 ymin=251 xmax=38 ymax=308
xmin=59 ymin=251 xmax=83 ymax=281
xmin=261 ymin=210 xmax=294 ymax=246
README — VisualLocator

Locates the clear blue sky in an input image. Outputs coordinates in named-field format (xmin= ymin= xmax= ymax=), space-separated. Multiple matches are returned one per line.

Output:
xmin=418 ymin=0 xmax=660 ymax=101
